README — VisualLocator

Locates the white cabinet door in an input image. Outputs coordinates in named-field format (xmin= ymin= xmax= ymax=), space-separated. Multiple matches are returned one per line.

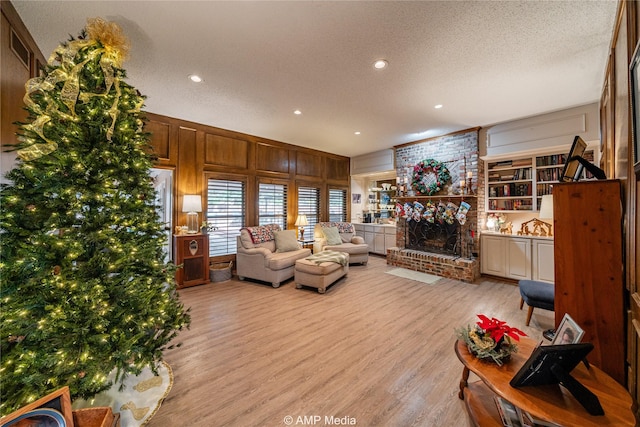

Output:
xmin=481 ymin=235 xmax=507 ymax=277
xmin=373 ymin=233 xmax=385 ymax=254
xmin=384 ymin=226 xmax=396 ymax=253
xmin=384 ymin=234 xmax=396 ymax=252
xmin=532 ymin=239 xmax=554 ymax=283
xmin=505 ymin=237 xmax=531 ymax=280
xmin=364 ymin=232 xmax=375 ymax=252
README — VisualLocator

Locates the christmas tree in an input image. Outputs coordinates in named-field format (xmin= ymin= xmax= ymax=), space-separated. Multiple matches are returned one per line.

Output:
xmin=0 ymin=18 xmax=191 ymax=415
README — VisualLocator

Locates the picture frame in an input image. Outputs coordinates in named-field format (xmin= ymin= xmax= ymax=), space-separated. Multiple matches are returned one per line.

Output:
xmin=551 ymin=313 xmax=585 ymax=345
xmin=629 ymin=40 xmax=640 ymax=170
xmin=0 ymin=387 xmax=73 ymax=427
xmin=352 ymin=193 xmax=361 ymax=204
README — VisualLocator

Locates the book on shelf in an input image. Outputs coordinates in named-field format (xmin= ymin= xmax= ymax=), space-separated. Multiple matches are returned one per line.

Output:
xmin=519 ymin=409 xmax=561 ymax=427
xmin=512 ymin=158 xmax=532 ymax=167
xmin=494 ymin=396 xmax=522 ymax=427
xmin=493 ymin=160 xmax=513 ymax=168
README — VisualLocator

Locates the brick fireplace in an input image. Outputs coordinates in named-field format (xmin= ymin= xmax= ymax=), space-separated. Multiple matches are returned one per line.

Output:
xmin=388 ymin=129 xmax=481 ymax=283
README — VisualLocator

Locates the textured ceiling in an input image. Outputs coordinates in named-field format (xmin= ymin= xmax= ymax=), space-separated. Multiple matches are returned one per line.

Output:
xmin=12 ymin=1 xmax=617 ymax=157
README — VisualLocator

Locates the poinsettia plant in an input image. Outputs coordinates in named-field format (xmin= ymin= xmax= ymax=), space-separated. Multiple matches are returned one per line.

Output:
xmin=456 ymin=314 xmax=526 ymax=365
xmin=476 ymin=314 xmax=526 ymax=343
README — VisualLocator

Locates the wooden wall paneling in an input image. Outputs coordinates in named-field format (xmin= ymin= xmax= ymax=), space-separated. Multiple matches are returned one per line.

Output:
xmin=1 ymin=2 xmax=45 ymax=176
xmin=601 ymin=51 xmax=616 ymax=177
xmin=1 ymin=12 xmax=28 ymax=162
xmin=134 ymin=109 xmax=348 ymax=255
xmin=255 ymin=142 xmax=290 ymax=175
xmin=295 ymin=150 xmax=323 ymax=178
xmin=624 ymin=1 xmax=639 ymax=409
xmin=615 ymin=2 xmax=630 ymax=181
xmin=325 ymin=156 xmax=350 ymax=182
xmin=146 ymin=119 xmax=172 ymax=163
xmin=205 ymin=133 xmax=249 ymax=170
xmin=177 ymin=126 xmax=201 ymax=228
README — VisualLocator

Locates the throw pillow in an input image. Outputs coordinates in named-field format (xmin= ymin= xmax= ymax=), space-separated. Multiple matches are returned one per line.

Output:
xmin=340 ymin=232 xmax=354 ymax=243
xmin=274 ymin=229 xmax=300 ymax=253
xmin=322 ymin=227 xmax=342 ymax=246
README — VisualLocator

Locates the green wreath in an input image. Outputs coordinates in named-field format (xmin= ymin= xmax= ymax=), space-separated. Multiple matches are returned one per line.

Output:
xmin=411 ymin=159 xmax=451 ymax=196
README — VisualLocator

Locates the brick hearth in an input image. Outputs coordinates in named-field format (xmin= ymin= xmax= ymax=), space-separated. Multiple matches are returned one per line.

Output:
xmin=386 ymin=248 xmax=479 ymax=283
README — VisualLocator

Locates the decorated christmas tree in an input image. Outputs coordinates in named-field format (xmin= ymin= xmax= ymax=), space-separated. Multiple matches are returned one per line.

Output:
xmin=0 ymin=18 xmax=191 ymax=415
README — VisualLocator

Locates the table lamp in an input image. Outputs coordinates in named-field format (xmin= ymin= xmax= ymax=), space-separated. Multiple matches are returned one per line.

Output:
xmin=295 ymin=214 xmax=309 ymax=240
xmin=182 ymin=194 xmax=202 ymax=234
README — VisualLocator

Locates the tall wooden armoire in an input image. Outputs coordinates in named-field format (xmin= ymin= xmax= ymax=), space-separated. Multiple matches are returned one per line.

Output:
xmin=553 ymin=180 xmax=625 ymax=384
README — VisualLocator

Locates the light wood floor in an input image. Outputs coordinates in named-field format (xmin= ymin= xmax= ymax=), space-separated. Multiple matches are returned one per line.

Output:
xmin=150 ymin=256 xmax=554 ymax=427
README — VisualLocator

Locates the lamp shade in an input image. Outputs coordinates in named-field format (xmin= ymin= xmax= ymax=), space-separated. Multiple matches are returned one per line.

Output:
xmin=182 ymin=195 xmax=202 ymax=213
xmin=539 ymin=195 xmax=554 ymax=219
xmin=295 ymin=214 xmax=309 ymax=227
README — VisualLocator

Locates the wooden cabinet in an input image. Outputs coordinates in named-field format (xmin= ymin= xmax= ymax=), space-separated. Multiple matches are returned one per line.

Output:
xmin=173 ymin=234 xmax=210 ymax=289
xmin=481 ymin=234 xmax=552 ymax=283
xmin=553 ymin=180 xmax=624 ymax=384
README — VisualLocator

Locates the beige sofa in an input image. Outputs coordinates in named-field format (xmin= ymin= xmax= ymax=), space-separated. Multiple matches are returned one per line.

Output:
xmin=236 ymin=224 xmax=311 ymax=288
xmin=313 ymin=222 xmax=369 ymax=265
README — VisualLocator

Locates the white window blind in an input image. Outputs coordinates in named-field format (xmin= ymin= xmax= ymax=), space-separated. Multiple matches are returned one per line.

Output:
xmin=258 ymin=183 xmax=287 ymax=229
xmin=329 ymin=189 xmax=347 ymax=222
xmin=298 ymin=186 xmax=320 ymax=232
xmin=206 ymin=179 xmax=245 ymax=256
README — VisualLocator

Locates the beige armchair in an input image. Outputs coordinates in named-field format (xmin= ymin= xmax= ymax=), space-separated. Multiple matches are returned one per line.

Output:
xmin=313 ymin=222 xmax=369 ymax=265
xmin=236 ymin=224 xmax=311 ymax=288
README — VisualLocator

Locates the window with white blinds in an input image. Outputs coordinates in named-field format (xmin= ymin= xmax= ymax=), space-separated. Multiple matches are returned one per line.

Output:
xmin=297 ymin=186 xmax=320 ymax=232
xmin=206 ymin=179 xmax=245 ymax=256
xmin=329 ymin=189 xmax=347 ymax=222
xmin=258 ymin=183 xmax=287 ymax=229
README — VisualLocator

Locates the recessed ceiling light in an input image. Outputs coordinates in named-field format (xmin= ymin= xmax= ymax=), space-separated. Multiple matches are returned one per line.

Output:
xmin=373 ymin=59 xmax=388 ymax=69
xmin=294 ymin=110 xmax=302 ymax=115
xmin=434 ymin=104 xmax=443 ymax=109
xmin=354 ymin=131 xmax=361 ymax=135
xmin=188 ymin=74 xmax=202 ymax=83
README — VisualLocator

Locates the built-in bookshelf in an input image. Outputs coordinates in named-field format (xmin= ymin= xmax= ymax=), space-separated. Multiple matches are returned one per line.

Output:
xmin=486 ymin=157 xmax=533 ymax=211
xmin=485 ymin=148 xmax=595 ymax=212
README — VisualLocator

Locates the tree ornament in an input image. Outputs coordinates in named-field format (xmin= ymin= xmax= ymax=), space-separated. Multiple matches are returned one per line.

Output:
xmin=411 ymin=159 xmax=451 ymax=196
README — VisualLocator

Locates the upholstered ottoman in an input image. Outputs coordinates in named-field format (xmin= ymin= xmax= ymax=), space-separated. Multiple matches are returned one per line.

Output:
xmin=295 ymin=253 xmax=349 ymax=294
xmin=519 ymin=279 xmax=555 ymax=326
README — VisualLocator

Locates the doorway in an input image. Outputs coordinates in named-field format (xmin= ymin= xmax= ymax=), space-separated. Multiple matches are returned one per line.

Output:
xmin=150 ymin=168 xmax=174 ymax=262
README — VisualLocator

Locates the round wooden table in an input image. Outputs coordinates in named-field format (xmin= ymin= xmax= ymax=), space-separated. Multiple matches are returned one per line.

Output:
xmin=455 ymin=338 xmax=635 ymax=427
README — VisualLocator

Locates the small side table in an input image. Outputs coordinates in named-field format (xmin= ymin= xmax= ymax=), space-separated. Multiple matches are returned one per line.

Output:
xmin=173 ymin=234 xmax=210 ymax=288
xmin=298 ymin=239 xmax=315 ymax=250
